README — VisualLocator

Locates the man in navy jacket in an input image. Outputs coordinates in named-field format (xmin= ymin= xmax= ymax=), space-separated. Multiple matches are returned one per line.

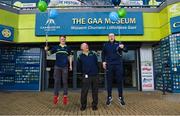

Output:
xmin=77 ymin=43 xmax=99 ymax=111
xmin=45 ymin=35 xmax=73 ymax=105
xmin=102 ymin=33 xmax=127 ymax=106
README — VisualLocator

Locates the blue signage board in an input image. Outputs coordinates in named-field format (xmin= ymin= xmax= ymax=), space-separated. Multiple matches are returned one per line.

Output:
xmin=0 ymin=25 xmax=14 ymax=42
xmin=0 ymin=47 xmax=41 ymax=91
xmin=170 ymin=16 xmax=180 ymax=34
xmin=35 ymin=12 xmax=144 ymax=36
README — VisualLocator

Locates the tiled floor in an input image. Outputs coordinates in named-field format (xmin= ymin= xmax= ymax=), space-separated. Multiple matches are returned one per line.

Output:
xmin=0 ymin=90 xmax=180 ymax=115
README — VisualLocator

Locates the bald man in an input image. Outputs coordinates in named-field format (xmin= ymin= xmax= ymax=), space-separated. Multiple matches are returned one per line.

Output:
xmin=77 ymin=43 xmax=99 ymax=111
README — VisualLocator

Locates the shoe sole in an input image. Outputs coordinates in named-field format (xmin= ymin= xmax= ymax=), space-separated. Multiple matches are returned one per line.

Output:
xmin=63 ymin=100 xmax=68 ymax=105
xmin=80 ymin=108 xmax=86 ymax=111
xmin=63 ymin=97 xmax=68 ymax=105
xmin=54 ymin=97 xmax=59 ymax=105
xmin=119 ymin=103 xmax=125 ymax=107
xmin=107 ymin=103 xmax=111 ymax=106
xmin=106 ymin=98 xmax=113 ymax=106
xmin=118 ymin=98 xmax=125 ymax=107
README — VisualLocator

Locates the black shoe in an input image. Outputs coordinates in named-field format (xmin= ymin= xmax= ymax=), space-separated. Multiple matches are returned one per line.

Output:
xmin=106 ymin=96 xmax=113 ymax=106
xmin=92 ymin=106 xmax=98 ymax=111
xmin=80 ymin=106 xmax=86 ymax=111
xmin=119 ymin=97 xmax=125 ymax=106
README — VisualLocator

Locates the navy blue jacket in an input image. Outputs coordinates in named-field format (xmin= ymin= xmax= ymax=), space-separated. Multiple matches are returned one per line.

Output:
xmin=102 ymin=41 xmax=127 ymax=65
xmin=48 ymin=45 xmax=72 ymax=68
xmin=77 ymin=51 xmax=99 ymax=76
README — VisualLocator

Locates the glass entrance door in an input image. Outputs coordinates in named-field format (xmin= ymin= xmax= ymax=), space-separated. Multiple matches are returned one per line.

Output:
xmin=76 ymin=50 xmax=137 ymax=89
xmin=76 ymin=50 xmax=105 ymax=88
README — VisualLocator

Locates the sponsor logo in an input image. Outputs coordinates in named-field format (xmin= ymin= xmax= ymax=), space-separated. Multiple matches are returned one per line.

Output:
xmin=142 ymin=67 xmax=151 ymax=71
xmin=45 ymin=19 xmax=56 ymax=25
xmin=40 ymin=18 xmax=61 ymax=32
xmin=173 ymin=22 xmax=180 ymax=28
xmin=2 ymin=29 xmax=11 ymax=38
xmin=143 ymin=84 xmax=152 ymax=87
xmin=143 ymin=78 xmax=152 ymax=83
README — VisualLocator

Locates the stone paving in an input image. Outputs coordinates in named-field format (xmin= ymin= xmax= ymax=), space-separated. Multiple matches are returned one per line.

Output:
xmin=0 ymin=90 xmax=180 ymax=115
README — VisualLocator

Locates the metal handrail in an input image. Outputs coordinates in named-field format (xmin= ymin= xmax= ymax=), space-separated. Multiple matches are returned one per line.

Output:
xmin=0 ymin=0 xmax=167 ymax=10
xmin=24 ymin=5 xmax=159 ymax=9
xmin=14 ymin=4 xmax=161 ymax=11
xmin=157 ymin=0 xmax=166 ymax=7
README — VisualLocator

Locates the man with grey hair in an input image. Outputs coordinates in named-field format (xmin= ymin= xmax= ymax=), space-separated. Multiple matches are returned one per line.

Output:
xmin=102 ymin=33 xmax=127 ymax=106
xmin=77 ymin=43 xmax=99 ymax=111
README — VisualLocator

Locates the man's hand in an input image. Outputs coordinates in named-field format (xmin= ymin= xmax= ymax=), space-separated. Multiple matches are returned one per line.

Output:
xmin=119 ymin=44 xmax=124 ymax=49
xmin=69 ymin=65 xmax=72 ymax=71
xmin=69 ymin=55 xmax=73 ymax=71
xmin=102 ymin=62 xmax=107 ymax=70
xmin=44 ymin=45 xmax=49 ymax=51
